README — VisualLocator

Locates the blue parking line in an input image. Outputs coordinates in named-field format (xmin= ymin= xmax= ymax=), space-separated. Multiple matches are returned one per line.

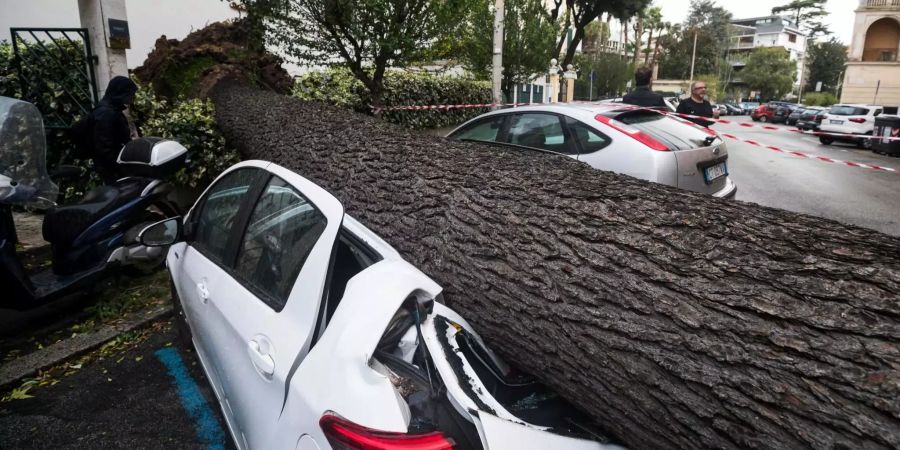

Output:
xmin=155 ymin=347 xmax=227 ymax=450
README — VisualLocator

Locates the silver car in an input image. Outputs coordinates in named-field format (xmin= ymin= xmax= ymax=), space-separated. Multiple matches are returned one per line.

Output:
xmin=448 ymin=104 xmax=736 ymax=198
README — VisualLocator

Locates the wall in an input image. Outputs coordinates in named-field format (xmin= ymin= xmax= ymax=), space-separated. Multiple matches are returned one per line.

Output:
xmin=841 ymin=63 xmax=900 ymax=106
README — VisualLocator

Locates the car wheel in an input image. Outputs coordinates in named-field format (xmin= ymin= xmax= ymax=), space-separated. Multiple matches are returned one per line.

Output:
xmin=819 ymin=136 xmax=834 ymax=145
xmin=859 ymin=136 xmax=874 ymax=150
xmin=759 ymin=115 xmax=768 ymax=123
xmin=751 ymin=116 xmax=759 ymax=122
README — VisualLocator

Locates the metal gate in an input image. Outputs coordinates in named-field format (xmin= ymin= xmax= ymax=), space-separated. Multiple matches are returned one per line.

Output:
xmin=11 ymin=28 xmax=99 ymax=129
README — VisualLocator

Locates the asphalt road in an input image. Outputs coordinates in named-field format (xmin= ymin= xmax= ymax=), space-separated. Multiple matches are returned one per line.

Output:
xmin=715 ymin=115 xmax=899 ymax=236
xmin=0 ymin=321 xmax=234 ymax=450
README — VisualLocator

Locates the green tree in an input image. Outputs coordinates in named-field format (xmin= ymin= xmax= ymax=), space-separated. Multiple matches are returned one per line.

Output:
xmin=772 ymin=0 xmax=829 ymax=39
xmin=805 ymin=37 xmax=847 ymax=93
xmin=230 ymin=0 xmax=476 ymax=107
xmin=742 ymin=47 xmax=796 ymax=100
xmin=548 ymin=0 xmax=651 ymax=67
xmin=658 ymin=0 xmax=732 ymax=80
xmin=458 ymin=0 xmax=559 ymax=100
xmin=575 ymin=52 xmax=632 ymax=99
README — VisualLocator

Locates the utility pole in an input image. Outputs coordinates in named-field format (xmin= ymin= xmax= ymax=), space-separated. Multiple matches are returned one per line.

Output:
xmin=688 ymin=28 xmax=698 ymax=85
xmin=491 ymin=0 xmax=505 ymax=109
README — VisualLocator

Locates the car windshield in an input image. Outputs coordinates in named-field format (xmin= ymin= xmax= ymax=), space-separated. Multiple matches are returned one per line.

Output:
xmin=830 ymin=105 xmax=869 ymax=116
xmin=611 ymin=110 xmax=711 ymax=150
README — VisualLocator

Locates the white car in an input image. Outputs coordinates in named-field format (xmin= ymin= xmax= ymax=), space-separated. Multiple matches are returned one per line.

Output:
xmin=818 ymin=103 xmax=884 ymax=149
xmin=447 ymin=104 xmax=736 ymax=199
xmin=140 ymin=160 xmax=624 ymax=450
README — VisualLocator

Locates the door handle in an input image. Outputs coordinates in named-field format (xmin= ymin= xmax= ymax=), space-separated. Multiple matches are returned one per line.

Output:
xmin=197 ymin=283 xmax=210 ymax=303
xmin=248 ymin=340 xmax=275 ymax=377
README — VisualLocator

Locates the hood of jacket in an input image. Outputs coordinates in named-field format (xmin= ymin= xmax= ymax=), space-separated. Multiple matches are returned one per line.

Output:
xmin=100 ymin=76 xmax=138 ymax=110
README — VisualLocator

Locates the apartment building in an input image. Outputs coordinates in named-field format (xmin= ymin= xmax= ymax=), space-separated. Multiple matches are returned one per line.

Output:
xmin=726 ymin=15 xmax=807 ymax=97
xmin=841 ymin=0 xmax=900 ymax=105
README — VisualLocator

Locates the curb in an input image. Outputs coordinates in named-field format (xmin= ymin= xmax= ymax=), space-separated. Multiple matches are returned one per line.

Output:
xmin=0 ymin=304 xmax=174 ymax=392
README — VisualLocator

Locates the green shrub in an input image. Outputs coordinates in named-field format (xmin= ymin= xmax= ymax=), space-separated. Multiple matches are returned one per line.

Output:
xmin=293 ymin=67 xmax=492 ymax=129
xmin=802 ymin=92 xmax=837 ymax=107
xmin=132 ymin=83 xmax=240 ymax=190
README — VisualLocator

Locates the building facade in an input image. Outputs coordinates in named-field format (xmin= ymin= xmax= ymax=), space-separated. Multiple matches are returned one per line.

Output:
xmin=841 ymin=0 xmax=900 ymax=106
xmin=727 ymin=15 xmax=807 ymax=98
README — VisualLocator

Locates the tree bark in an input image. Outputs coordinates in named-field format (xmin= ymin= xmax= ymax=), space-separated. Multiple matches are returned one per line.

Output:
xmin=211 ymin=85 xmax=900 ymax=450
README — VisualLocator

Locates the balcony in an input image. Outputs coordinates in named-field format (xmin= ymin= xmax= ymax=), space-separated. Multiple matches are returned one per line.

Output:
xmin=862 ymin=0 xmax=900 ymax=8
xmin=862 ymin=47 xmax=899 ymax=61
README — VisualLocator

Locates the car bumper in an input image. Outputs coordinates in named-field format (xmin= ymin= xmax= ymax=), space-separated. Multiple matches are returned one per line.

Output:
xmin=712 ymin=177 xmax=737 ymax=199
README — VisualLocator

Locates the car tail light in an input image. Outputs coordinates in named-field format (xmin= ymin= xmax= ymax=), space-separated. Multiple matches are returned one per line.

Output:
xmin=320 ymin=413 xmax=455 ymax=450
xmin=594 ymin=114 xmax=670 ymax=151
xmin=849 ymin=118 xmax=866 ymax=123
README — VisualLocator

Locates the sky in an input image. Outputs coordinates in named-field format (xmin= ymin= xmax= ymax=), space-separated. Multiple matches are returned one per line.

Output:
xmin=0 ymin=0 xmax=859 ymax=71
xmin=656 ymin=0 xmax=857 ymax=43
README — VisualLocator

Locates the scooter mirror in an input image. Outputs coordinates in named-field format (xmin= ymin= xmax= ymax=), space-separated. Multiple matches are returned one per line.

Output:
xmin=139 ymin=217 xmax=182 ymax=247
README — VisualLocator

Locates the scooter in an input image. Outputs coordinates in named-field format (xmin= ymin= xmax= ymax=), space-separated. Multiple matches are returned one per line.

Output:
xmin=0 ymin=96 xmax=186 ymax=321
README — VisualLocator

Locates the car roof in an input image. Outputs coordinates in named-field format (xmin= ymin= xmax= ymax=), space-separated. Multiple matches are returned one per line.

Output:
xmin=834 ymin=103 xmax=881 ymax=108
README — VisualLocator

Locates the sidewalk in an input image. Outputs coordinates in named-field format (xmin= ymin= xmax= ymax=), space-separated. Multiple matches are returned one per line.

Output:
xmin=1 ymin=212 xmax=173 ymax=392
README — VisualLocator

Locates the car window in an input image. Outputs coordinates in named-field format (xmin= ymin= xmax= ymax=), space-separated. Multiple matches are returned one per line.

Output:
xmin=234 ymin=176 xmax=328 ymax=311
xmin=875 ymin=109 xmax=882 ymax=116
xmin=565 ymin=117 xmax=610 ymax=153
xmin=192 ymin=168 xmax=263 ymax=265
xmin=829 ymin=106 xmax=869 ymax=116
xmin=449 ymin=116 xmax=505 ymax=142
xmin=506 ymin=113 xmax=575 ymax=154
xmin=614 ymin=110 xmax=710 ymax=150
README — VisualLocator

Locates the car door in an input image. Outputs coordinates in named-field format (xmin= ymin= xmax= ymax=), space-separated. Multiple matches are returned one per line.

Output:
xmin=202 ymin=163 xmax=344 ymax=450
xmin=176 ymin=164 xmax=269 ymax=405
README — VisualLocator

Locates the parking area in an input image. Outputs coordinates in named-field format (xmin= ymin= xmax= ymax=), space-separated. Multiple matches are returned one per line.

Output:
xmin=698 ymin=114 xmax=899 ymax=236
xmin=0 ymin=321 xmax=234 ymax=450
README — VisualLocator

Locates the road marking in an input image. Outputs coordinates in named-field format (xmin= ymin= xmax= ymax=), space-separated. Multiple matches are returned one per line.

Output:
xmin=155 ymin=347 xmax=227 ymax=450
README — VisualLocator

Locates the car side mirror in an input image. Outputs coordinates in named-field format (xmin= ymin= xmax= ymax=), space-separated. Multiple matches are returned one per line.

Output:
xmin=139 ymin=217 xmax=182 ymax=247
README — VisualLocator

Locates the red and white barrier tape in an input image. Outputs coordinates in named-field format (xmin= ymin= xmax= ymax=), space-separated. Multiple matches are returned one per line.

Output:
xmin=371 ymin=102 xmax=531 ymax=114
xmin=717 ymin=133 xmax=897 ymax=173
xmin=374 ymin=102 xmax=900 ymax=143
xmin=666 ymin=111 xmax=900 ymax=142
xmin=369 ymin=102 xmax=897 ymax=173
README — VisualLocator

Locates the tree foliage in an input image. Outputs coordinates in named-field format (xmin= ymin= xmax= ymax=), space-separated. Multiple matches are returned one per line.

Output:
xmin=574 ymin=52 xmax=632 ymax=100
xmin=805 ymin=37 xmax=847 ymax=94
xmin=457 ymin=0 xmax=559 ymax=99
xmin=742 ymin=47 xmax=796 ymax=100
xmin=549 ymin=0 xmax=652 ymax=67
xmin=658 ymin=0 xmax=733 ymax=81
xmin=230 ymin=0 xmax=476 ymax=106
xmin=772 ymin=0 xmax=829 ymax=39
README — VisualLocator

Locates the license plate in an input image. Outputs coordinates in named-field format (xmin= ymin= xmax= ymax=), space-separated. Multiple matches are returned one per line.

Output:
xmin=704 ymin=162 xmax=727 ymax=184
xmin=830 ymin=119 xmax=843 ymax=124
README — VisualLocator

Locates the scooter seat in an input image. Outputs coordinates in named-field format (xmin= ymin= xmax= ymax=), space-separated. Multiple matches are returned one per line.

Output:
xmin=42 ymin=178 xmax=150 ymax=246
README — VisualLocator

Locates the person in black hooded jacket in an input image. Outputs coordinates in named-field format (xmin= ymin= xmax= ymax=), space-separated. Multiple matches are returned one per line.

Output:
xmin=89 ymin=76 xmax=138 ymax=183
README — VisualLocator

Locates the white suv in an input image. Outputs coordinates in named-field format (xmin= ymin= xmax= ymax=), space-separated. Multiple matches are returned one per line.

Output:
xmin=818 ymin=104 xmax=883 ymax=149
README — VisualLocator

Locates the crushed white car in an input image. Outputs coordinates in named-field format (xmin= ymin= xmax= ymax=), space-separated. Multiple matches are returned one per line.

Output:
xmin=141 ymin=160 xmax=625 ymax=450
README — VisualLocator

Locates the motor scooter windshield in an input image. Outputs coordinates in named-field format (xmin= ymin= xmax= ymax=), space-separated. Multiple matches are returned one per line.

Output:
xmin=0 ymin=96 xmax=58 ymax=208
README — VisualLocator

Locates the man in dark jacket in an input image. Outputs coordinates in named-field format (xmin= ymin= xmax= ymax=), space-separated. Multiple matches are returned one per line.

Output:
xmin=622 ymin=66 xmax=666 ymax=108
xmin=90 ymin=76 xmax=137 ymax=183
xmin=675 ymin=81 xmax=715 ymax=127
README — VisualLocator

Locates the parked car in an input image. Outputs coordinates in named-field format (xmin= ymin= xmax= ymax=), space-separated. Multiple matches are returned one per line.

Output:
xmin=818 ymin=103 xmax=883 ymax=149
xmin=739 ymin=102 xmax=760 ymax=114
xmin=751 ymin=104 xmax=776 ymax=122
xmin=786 ymin=106 xmax=808 ymax=125
xmin=713 ymin=104 xmax=729 ymax=117
xmin=150 ymin=160 xmax=621 ymax=450
xmin=448 ymin=104 xmax=736 ymax=198
xmin=795 ymin=107 xmax=826 ymax=131
xmin=723 ymin=103 xmax=744 ymax=115
xmin=772 ymin=105 xmax=797 ymax=124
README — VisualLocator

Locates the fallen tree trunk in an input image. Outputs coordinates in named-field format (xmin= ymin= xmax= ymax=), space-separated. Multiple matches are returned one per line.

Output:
xmin=212 ymin=85 xmax=900 ymax=449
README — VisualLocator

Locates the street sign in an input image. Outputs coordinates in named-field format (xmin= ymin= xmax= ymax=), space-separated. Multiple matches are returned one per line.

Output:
xmin=815 ymin=81 xmax=822 ymax=92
